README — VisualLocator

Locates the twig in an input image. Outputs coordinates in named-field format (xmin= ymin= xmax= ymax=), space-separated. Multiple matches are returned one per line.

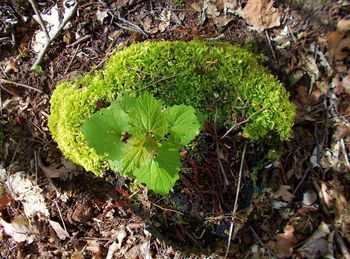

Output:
xmin=150 ymin=202 xmax=184 ymax=215
xmin=94 ymin=48 xmax=118 ymax=70
xmin=29 ymin=0 xmax=50 ymax=41
xmin=225 ymin=142 xmax=247 ymax=258
xmin=340 ymin=139 xmax=350 ymax=171
xmin=136 ymin=72 xmax=185 ymax=93
xmin=221 ymin=108 xmax=264 ymax=139
xmin=67 ymin=34 xmax=91 ymax=47
xmin=312 ymin=179 xmax=330 ymax=217
xmin=64 ymin=44 xmax=80 ymax=75
xmin=213 ymin=106 xmax=229 ymax=186
xmin=265 ymin=30 xmax=277 ymax=61
xmin=250 ymin=226 xmax=278 ymax=259
xmin=335 ymin=230 xmax=350 ymax=259
xmin=31 ymin=0 xmax=79 ymax=70
xmin=293 ymin=169 xmax=309 ymax=194
xmin=54 ymin=200 xmax=68 ymax=234
xmin=0 ymin=78 xmax=43 ymax=93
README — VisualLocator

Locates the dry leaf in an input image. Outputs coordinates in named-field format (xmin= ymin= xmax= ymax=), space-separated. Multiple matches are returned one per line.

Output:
xmin=0 ymin=216 xmax=39 ymax=243
xmin=321 ymin=183 xmax=333 ymax=207
xmin=86 ymin=239 xmax=101 ymax=254
xmin=190 ymin=2 xmax=202 ymax=12
xmin=326 ymin=20 xmax=350 ymax=61
xmin=5 ymin=172 xmax=49 ymax=218
xmin=337 ymin=19 xmax=350 ymax=33
xmin=269 ymin=224 xmax=298 ymax=257
xmin=116 ymin=0 xmax=130 ymax=7
xmin=96 ymin=8 xmax=109 ymax=24
xmin=299 ymin=222 xmax=331 ymax=257
xmin=48 ymin=220 xmax=69 ymax=240
xmin=272 ymin=185 xmax=295 ymax=202
xmin=302 ymin=190 xmax=317 ymax=206
xmin=0 ymin=194 xmax=12 ymax=210
xmin=238 ymin=0 xmax=282 ymax=31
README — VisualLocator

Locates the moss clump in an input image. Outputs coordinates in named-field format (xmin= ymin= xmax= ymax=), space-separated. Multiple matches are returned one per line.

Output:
xmin=49 ymin=41 xmax=295 ymax=176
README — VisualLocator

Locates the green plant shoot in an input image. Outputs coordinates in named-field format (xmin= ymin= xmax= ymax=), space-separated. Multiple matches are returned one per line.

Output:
xmin=82 ymin=93 xmax=203 ymax=195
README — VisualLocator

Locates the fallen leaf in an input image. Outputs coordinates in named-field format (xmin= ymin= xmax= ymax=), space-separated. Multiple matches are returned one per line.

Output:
xmin=337 ymin=19 xmax=350 ymax=33
xmin=48 ymin=220 xmax=69 ymax=240
xmin=321 ymin=183 xmax=334 ymax=207
xmin=269 ymin=224 xmax=298 ymax=257
xmin=0 ymin=216 xmax=39 ymax=243
xmin=86 ymin=239 xmax=101 ymax=254
xmin=96 ymin=8 xmax=109 ymax=24
xmin=190 ymin=2 xmax=202 ymax=12
xmin=238 ymin=0 xmax=282 ymax=31
xmin=299 ymin=222 xmax=331 ymax=257
xmin=71 ymin=203 xmax=93 ymax=223
xmin=302 ymin=190 xmax=317 ymax=206
xmin=5 ymin=171 xmax=49 ymax=218
xmin=112 ymin=225 xmax=127 ymax=249
xmin=326 ymin=20 xmax=350 ymax=61
xmin=0 ymin=194 xmax=12 ymax=210
xmin=272 ymin=185 xmax=295 ymax=203
xmin=116 ymin=0 xmax=130 ymax=7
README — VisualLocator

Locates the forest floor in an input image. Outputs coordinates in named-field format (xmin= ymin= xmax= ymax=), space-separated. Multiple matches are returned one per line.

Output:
xmin=1 ymin=0 xmax=350 ymax=258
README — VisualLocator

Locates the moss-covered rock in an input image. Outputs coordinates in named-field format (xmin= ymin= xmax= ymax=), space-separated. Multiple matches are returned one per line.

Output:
xmin=49 ymin=41 xmax=295 ymax=176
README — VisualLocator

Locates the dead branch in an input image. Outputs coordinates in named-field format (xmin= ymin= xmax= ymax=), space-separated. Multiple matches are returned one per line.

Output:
xmin=29 ymin=0 xmax=50 ymax=41
xmin=0 ymin=78 xmax=43 ymax=93
xmin=225 ymin=142 xmax=247 ymax=258
xmin=30 ymin=0 xmax=79 ymax=70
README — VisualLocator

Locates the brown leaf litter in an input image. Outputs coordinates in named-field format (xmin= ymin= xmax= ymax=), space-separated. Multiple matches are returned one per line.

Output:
xmin=238 ymin=0 xmax=282 ymax=31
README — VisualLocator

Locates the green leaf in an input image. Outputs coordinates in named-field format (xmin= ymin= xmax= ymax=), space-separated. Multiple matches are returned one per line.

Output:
xmin=133 ymin=141 xmax=181 ymax=195
xmin=120 ymin=137 xmax=155 ymax=176
xmin=128 ymin=93 xmax=168 ymax=139
xmin=34 ymin=65 xmax=43 ymax=73
xmin=118 ymin=93 xmax=137 ymax=114
xmin=164 ymin=105 xmax=202 ymax=145
xmin=82 ymin=102 xmax=128 ymax=161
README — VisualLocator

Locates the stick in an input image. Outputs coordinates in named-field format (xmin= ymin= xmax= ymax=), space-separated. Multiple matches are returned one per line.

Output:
xmin=29 ymin=0 xmax=50 ymax=41
xmin=221 ymin=108 xmax=264 ymax=139
xmin=31 ymin=0 xmax=79 ymax=70
xmin=0 ymin=78 xmax=43 ymax=93
xmin=335 ymin=230 xmax=350 ymax=259
xmin=64 ymin=44 xmax=80 ymax=75
xmin=224 ymin=142 xmax=247 ymax=258
xmin=312 ymin=179 xmax=330 ymax=217
xmin=54 ymin=200 xmax=68 ymax=234
xmin=67 ymin=34 xmax=91 ymax=47
xmin=265 ymin=30 xmax=277 ymax=61
xmin=250 ymin=226 xmax=278 ymax=259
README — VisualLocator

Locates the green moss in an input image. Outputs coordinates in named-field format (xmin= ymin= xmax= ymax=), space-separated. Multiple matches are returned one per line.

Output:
xmin=48 ymin=40 xmax=295 ymax=175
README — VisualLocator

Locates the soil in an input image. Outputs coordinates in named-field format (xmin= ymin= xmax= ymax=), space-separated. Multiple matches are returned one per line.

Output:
xmin=1 ymin=0 xmax=350 ymax=258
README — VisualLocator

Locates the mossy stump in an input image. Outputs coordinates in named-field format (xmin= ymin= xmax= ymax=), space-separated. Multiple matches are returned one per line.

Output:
xmin=49 ymin=41 xmax=295 ymax=176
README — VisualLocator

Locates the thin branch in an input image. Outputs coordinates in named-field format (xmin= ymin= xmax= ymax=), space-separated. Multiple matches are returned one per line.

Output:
xmin=213 ymin=106 xmax=229 ymax=186
xmin=64 ymin=44 xmax=80 ymax=75
xmin=265 ymin=30 xmax=277 ymax=61
xmin=29 ymin=0 xmax=50 ymax=41
xmin=67 ymin=34 xmax=91 ymax=47
xmin=31 ymin=0 xmax=79 ymax=70
xmin=225 ymin=142 xmax=247 ymax=258
xmin=312 ymin=179 xmax=330 ymax=217
xmin=335 ymin=230 xmax=350 ymax=259
xmin=0 ymin=78 xmax=43 ymax=93
xmin=221 ymin=108 xmax=264 ymax=139
xmin=250 ymin=226 xmax=278 ymax=259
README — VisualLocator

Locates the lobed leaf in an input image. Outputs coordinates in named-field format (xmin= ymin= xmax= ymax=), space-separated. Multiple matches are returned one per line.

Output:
xmin=82 ymin=102 xmax=128 ymax=161
xmin=128 ymin=93 xmax=168 ymax=139
xmin=133 ymin=141 xmax=181 ymax=195
xmin=165 ymin=105 xmax=202 ymax=145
